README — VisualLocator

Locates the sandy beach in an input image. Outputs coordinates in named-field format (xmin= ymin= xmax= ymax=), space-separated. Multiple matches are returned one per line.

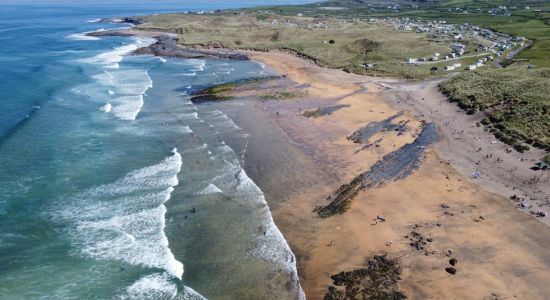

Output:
xmin=211 ymin=51 xmax=550 ymax=299
xmin=96 ymin=27 xmax=550 ymax=298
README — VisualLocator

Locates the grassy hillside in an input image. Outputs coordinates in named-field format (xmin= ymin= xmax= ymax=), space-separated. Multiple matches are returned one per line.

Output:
xmin=440 ymin=67 xmax=550 ymax=152
xmin=139 ymin=13 xmax=453 ymax=79
xmin=138 ymin=0 xmax=550 ymax=159
xmin=255 ymin=0 xmax=550 ymax=67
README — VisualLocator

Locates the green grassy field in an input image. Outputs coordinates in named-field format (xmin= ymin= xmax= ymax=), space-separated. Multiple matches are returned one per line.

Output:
xmin=255 ymin=0 xmax=550 ymax=68
xmin=246 ymin=0 xmax=550 ymax=158
xmin=139 ymin=13 xmax=457 ymax=79
xmin=440 ymin=67 xmax=550 ymax=152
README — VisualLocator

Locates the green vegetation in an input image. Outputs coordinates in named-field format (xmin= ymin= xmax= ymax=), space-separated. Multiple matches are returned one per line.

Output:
xmin=139 ymin=13 xmax=453 ymax=79
xmin=189 ymin=76 xmax=278 ymax=102
xmin=139 ymin=0 xmax=550 ymax=158
xmin=302 ymin=107 xmax=324 ymax=118
xmin=544 ymin=154 xmax=550 ymax=164
xmin=139 ymin=0 xmax=550 ymax=76
xmin=492 ymin=20 xmax=550 ymax=68
xmin=279 ymin=91 xmax=296 ymax=99
xmin=252 ymin=0 xmax=550 ymax=68
xmin=440 ymin=66 xmax=550 ymax=153
xmin=302 ymin=105 xmax=350 ymax=118
xmin=259 ymin=93 xmax=276 ymax=100
xmin=259 ymin=91 xmax=296 ymax=100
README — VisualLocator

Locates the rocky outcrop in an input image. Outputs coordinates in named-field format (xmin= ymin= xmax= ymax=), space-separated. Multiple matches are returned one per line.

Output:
xmin=189 ymin=76 xmax=280 ymax=103
xmin=302 ymin=105 xmax=350 ymax=118
xmin=347 ymin=111 xmax=408 ymax=144
xmin=316 ymin=122 xmax=438 ymax=217
xmin=135 ymin=36 xmax=249 ymax=60
xmin=323 ymin=255 xmax=406 ymax=300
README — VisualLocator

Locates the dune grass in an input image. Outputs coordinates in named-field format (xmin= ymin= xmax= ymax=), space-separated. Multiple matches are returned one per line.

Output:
xmin=138 ymin=13 xmax=452 ymax=79
xmin=256 ymin=0 xmax=550 ymax=68
xmin=439 ymin=66 xmax=550 ymax=153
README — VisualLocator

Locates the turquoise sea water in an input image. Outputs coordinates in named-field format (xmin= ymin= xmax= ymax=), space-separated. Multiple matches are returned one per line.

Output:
xmin=0 ymin=1 xmax=313 ymax=299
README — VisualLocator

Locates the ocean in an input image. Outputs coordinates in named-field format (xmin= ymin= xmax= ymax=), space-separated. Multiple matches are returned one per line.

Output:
xmin=0 ymin=1 xmax=313 ymax=299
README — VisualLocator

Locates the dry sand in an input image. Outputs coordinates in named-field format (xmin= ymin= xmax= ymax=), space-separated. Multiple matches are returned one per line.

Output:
xmin=234 ymin=51 xmax=550 ymax=299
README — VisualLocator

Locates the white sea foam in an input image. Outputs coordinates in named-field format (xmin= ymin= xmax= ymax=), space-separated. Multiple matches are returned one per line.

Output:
xmin=194 ymin=183 xmax=223 ymax=195
xmin=57 ymin=149 xmax=184 ymax=284
xmin=257 ymin=62 xmax=268 ymax=75
xmin=99 ymin=103 xmax=112 ymax=112
xmin=181 ymin=112 xmax=199 ymax=119
xmin=215 ymin=68 xmax=233 ymax=75
xmin=123 ymin=273 xmax=177 ymax=300
xmin=95 ymin=69 xmax=152 ymax=95
xmin=201 ymin=140 xmax=305 ymax=298
xmin=175 ymin=72 xmax=196 ymax=77
xmin=67 ymin=32 xmax=100 ymax=41
xmin=158 ymin=57 xmax=167 ymax=63
xmin=94 ymin=69 xmax=153 ymax=120
xmin=84 ymin=37 xmax=154 ymax=69
xmin=111 ymin=95 xmax=144 ymax=120
xmin=235 ymin=168 xmax=305 ymax=299
xmin=86 ymin=18 xmax=102 ymax=23
xmin=125 ymin=273 xmax=211 ymax=300
xmin=188 ymin=59 xmax=206 ymax=72
xmin=180 ymin=126 xmax=193 ymax=134
xmin=90 ymin=44 xmax=137 ymax=69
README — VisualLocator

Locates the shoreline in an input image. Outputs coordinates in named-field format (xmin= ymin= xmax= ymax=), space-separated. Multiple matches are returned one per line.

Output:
xmin=235 ymin=51 xmax=550 ymax=298
xmin=91 ymin=27 xmax=550 ymax=298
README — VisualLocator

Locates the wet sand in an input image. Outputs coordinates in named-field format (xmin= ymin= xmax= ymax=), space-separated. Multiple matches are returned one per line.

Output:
xmin=218 ymin=51 xmax=550 ymax=299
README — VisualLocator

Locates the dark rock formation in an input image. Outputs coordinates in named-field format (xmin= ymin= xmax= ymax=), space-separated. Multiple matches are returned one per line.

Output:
xmin=189 ymin=76 xmax=280 ymax=103
xmin=323 ymin=255 xmax=407 ymax=300
xmin=316 ymin=123 xmax=439 ymax=217
xmin=347 ymin=111 xmax=408 ymax=144
xmin=445 ymin=267 xmax=457 ymax=275
xmin=135 ymin=36 xmax=249 ymax=60
xmin=449 ymin=258 xmax=458 ymax=266
xmin=88 ymin=30 xmax=135 ymax=37
xmin=122 ymin=17 xmax=145 ymax=25
xmin=302 ymin=105 xmax=351 ymax=118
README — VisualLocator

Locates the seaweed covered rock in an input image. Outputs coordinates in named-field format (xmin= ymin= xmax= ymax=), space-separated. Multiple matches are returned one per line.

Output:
xmin=317 ymin=123 xmax=438 ymax=217
xmin=324 ymin=255 xmax=407 ymax=300
xmin=302 ymin=104 xmax=350 ymax=118
xmin=347 ymin=112 xmax=406 ymax=144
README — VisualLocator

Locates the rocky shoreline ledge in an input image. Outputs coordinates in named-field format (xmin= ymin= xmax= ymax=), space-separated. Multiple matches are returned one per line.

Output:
xmin=88 ymin=30 xmax=249 ymax=60
xmin=135 ymin=35 xmax=249 ymax=60
xmin=316 ymin=122 xmax=439 ymax=218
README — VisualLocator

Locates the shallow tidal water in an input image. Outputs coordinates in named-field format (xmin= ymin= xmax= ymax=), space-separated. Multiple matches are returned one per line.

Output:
xmin=0 ymin=1 xmax=316 ymax=299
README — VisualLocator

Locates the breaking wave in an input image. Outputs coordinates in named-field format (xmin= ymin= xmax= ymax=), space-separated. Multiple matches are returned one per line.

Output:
xmin=83 ymin=37 xmax=154 ymax=69
xmin=51 ymin=149 xmax=201 ymax=299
